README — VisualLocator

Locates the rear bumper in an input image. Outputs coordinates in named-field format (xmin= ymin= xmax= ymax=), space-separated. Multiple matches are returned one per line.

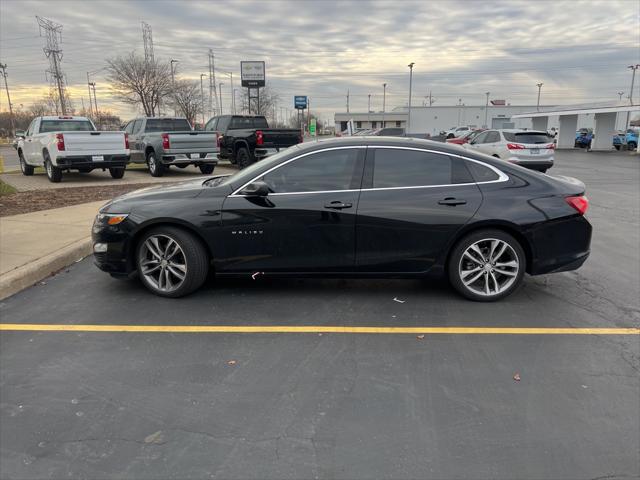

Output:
xmin=56 ymin=155 xmax=129 ymax=169
xmin=160 ymin=152 xmax=218 ymax=165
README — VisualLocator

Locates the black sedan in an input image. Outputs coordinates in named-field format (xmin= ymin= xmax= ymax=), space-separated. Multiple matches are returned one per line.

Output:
xmin=92 ymin=137 xmax=592 ymax=301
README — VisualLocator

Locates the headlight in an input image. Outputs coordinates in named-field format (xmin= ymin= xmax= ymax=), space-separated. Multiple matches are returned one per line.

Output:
xmin=95 ymin=213 xmax=129 ymax=226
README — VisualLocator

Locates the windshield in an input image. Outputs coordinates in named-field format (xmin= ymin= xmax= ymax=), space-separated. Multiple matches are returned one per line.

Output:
xmin=206 ymin=146 xmax=302 ymax=187
xmin=40 ymin=120 xmax=95 ymax=133
xmin=503 ymin=132 xmax=552 ymax=144
xmin=145 ymin=118 xmax=192 ymax=132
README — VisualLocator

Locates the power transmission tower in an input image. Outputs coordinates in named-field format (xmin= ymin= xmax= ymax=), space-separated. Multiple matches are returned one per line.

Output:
xmin=141 ymin=22 xmax=154 ymax=65
xmin=208 ymin=49 xmax=218 ymax=116
xmin=36 ymin=16 xmax=67 ymax=115
xmin=0 ymin=63 xmax=15 ymax=134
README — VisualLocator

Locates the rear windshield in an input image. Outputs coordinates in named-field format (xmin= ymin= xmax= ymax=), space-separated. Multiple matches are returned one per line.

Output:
xmin=40 ymin=120 xmax=95 ymax=133
xmin=229 ymin=116 xmax=269 ymax=129
xmin=503 ymin=132 xmax=552 ymax=144
xmin=145 ymin=118 xmax=192 ymax=132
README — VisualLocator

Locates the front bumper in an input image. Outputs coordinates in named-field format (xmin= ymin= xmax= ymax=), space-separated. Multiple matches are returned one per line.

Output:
xmin=56 ymin=155 xmax=130 ymax=169
xmin=92 ymin=220 xmax=133 ymax=276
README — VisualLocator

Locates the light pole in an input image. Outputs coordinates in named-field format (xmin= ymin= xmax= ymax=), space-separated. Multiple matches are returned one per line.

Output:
xmin=484 ymin=92 xmax=490 ymax=128
xmin=200 ymin=74 xmax=206 ymax=126
xmin=407 ymin=62 xmax=415 ymax=134
xmin=626 ymin=64 xmax=639 ymax=129
xmin=457 ymin=98 xmax=462 ymax=125
xmin=617 ymin=91 xmax=624 ymax=102
xmin=536 ymin=83 xmax=543 ymax=111
xmin=382 ymin=83 xmax=387 ymax=128
xmin=170 ymin=60 xmax=178 ymax=115
xmin=219 ymin=82 xmax=224 ymax=115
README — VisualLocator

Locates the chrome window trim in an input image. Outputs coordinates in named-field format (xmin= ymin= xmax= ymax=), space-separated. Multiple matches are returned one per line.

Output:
xmin=228 ymin=144 xmax=508 ymax=197
xmin=229 ymin=146 xmax=367 ymax=197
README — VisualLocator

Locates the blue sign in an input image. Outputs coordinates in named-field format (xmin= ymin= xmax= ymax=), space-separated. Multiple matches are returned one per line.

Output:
xmin=294 ymin=95 xmax=308 ymax=110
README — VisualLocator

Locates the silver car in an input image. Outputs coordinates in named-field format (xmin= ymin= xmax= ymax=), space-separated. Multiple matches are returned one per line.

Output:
xmin=465 ymin=129 xmax=555 ymax=172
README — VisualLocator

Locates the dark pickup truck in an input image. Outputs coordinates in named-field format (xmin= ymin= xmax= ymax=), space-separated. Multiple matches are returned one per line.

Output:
xmin=205 ymin=115 xmax=302 ymax=168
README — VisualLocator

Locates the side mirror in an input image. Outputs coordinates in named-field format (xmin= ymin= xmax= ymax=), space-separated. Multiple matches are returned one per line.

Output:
xmin=239 ymin=180 xmax=270 ymax=197
xmin=15 ymin=130 xmax=25 ymax=138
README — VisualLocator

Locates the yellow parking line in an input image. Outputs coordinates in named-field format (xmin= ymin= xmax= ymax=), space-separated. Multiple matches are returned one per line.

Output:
xmin=0 ymin=324 xmax=638 ymax=335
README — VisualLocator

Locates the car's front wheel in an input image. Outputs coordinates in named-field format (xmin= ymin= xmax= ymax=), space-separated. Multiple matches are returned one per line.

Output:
xmin=136 ymin=227 xmax=209 ymax=298
xmin=448 ymin=229 xmax=525 ymax=301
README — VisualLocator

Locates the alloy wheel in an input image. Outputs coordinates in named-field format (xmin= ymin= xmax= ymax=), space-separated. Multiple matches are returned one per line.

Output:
xmin=138 ymin=234 xmax=188 ymax=293
xmin=458 ymin=238 xmax=519 ymax=297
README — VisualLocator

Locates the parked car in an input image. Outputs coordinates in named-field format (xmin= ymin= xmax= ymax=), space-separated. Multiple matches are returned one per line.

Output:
xmin=615 ymin=128 xmax=639 ymax=150
xmin=444 ymin=126 xmax=472 ymax=139
xmin=206 ymin=114 xmax=302 ymax=168
xmin=124 ymin=117 xmax=219 ymax=177
xmin=464 ymin=129 xmax=555 ymax=172
xmin=446 ymin=129 xmax=485 ymax=145
xmin=93 ymin=137 xmax=591 ymax=302
xmin=11 ymin=130 xmax=24 ymax=150
xmin=17 ymin=116 xmax=129 ymax=183
xmin=575 ymin=128 xmax=593 ymax=148
xmin=369 ymin=127 xmax=406 ymax=136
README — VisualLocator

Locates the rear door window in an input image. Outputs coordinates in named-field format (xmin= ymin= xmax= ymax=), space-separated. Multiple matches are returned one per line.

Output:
xmin=145 ymin=118 xmax=192 ymax=132
xmin=465 ymin=161 xmax=500 ymax=183
xmin=502 ymin=132 xmax=552 ymax=144
xmin=205 ymin=117 xmax=218 ymax=131
xmin=472 ymin=131 xmax=488 ymax=144
xmin=371 ymin=149 xmax=460 ymax=188
xmin=485 ymin=131 xmax=501 ymax=143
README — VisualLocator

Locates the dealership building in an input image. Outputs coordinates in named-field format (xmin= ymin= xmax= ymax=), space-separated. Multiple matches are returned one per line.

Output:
xmin=334 ymin=104 xmax=631 ymax=135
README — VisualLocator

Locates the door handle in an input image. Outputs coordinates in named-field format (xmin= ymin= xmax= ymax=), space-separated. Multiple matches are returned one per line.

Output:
xmin=324 ymin=201 xmax=353 ymax=210
xmin=438 ymin=197 xmax=467 ymax=206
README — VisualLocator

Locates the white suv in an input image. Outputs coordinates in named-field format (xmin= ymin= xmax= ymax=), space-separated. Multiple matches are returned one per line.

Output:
xmin=464 ymin=129 xmax=555 ymax=172
xmin=444 ymin=126 xmax=472 ymax=139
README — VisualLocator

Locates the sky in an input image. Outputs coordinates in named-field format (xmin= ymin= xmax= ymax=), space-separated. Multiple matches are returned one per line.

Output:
xmin=0 ymin=0 xmax=639 ymax=123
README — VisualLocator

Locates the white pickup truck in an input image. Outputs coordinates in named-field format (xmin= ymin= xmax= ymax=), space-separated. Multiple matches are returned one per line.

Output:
xmin=17 ymin=116 xmax=130 ymax=183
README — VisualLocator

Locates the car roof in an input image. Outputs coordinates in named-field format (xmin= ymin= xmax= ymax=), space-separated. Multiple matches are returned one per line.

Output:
xmin=498 ymin=129 xmax=548 ymax=134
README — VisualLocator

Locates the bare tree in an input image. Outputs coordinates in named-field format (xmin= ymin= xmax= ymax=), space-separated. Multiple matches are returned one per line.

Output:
xmin=239 ymin=83 xmax=280 ymax=118
xmin=106 ymin=52 xmax=172 ymax=116
xmin=169 ymin=79 xmax=203 ymax=126
xmin=28 ymin=89 xmax=74 ymax=116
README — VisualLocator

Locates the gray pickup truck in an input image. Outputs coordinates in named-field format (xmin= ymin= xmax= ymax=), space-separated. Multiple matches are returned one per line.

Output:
xmin=124 ymin=117 xmax=219 ymax=177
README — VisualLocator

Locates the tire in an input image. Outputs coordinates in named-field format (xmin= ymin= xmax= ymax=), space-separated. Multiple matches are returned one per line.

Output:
xmin=236 ymin=147 xmax=252 ymax=169
xmin=18 ymin=151 xmax=34 ymax=176
xmin=447 ymin=133 xmax=454 ymax=139
xmin=628 ymin=141 xmax=637 ymax=151
xmin=136 ymin=227 xmax=209 ymax=298
xmin=614 ymin=145 xmax=621 ymax=151
xmin=147 ymin=151 xmax=164 ymax=177
xmin=448 ymin=229 xmax=526 ymax=302
xmin=44 ymin=154 xmax=62 ymax=183
xmin=199 ymin=164 xmax=215 ymax=175
xmin=109 ymin=167 xmax=125 ymax=179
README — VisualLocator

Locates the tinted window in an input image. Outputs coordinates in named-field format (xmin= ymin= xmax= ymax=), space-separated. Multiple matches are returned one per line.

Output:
xmin=465 ymin=161 xmax=500 ymax=183
xmin=39 ymin=120 xmax=95 ymax=133
xmin=377 ymin=128 xmax=405 ymax=136
xmin=502 ymin=132 xmax=552 ymax=144
xmin=145 ymin=118 xmax=192 ymax=132
xmin=217 ymin=116 xmax=231 ymax=131
xmin=124 ymin=121 xmax=134 ymax=134
xmin=262 ymin=148 xmax=360 ymax=193
xmin=132 ymin=119 xmax=143 ymax=134
xmin=472 ymin=131 xmax=488 ymax=144
xmin=485 ymin=131 xmax=500 ymax=143
xmin=25 ymin=120 xmax=36 ymax=136
xmin=229 ymin=116 xmax=269 ymax=129
xmin=205 ymin=117 xmax=218 ymax=131
xmin=372 ymin=149 xmax=453 ymax=188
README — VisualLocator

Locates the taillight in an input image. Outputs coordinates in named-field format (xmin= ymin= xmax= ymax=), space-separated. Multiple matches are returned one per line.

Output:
xmin=546 ymin=143 xmax=555 ymax=149
xmin=55 ymin=133 xmax=65 ymax=151
xmin=216 ymin=133 xmax=222 ymax=148
xmin=565 ymin=195 xmax=589 ymax=215
xmin=256 ymin=130 xmax=264 ymax=146
xmin=124 ymin=133 xmax=129 ymax=149
xmin=507 ymin=143 xmax=525 ymax=150
xmin=161 ymin=133 xmax=170 ymax=149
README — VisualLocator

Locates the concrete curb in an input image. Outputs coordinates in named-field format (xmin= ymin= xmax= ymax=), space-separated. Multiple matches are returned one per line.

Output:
xmin=0 ymin=237 xmax=92 ymax=301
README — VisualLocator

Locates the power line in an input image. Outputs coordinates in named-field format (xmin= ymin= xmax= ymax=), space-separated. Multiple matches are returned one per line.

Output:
xmin=36 ymin=15 xmax=67 ymax=115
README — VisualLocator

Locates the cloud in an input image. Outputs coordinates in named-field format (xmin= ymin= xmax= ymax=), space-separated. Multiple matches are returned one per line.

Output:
xmin=0 ymin=0 xmax=638 ymax=120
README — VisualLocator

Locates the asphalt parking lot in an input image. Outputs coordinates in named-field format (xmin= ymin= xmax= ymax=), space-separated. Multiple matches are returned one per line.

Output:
xmin=1 ymin=150 xmax=639 ymax=479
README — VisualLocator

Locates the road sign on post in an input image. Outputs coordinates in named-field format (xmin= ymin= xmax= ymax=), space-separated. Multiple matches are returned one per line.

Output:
xmin=294 ymin=96 xmax=308 ymax=109
xmin=310 ymin=118 xmax=316 ymax=136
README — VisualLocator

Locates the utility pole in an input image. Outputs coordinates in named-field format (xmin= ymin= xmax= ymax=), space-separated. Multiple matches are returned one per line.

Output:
xmin=382 ymin=83 xmax=386 ymax=128
xmin=86 ymin=72 xmax=93 ymax=117
xmin=536 ymin=83 xmax=543 ymax=111
xmin=626 ymin=64 xmax=639 ymax=129
xmin=368 ymin=94 xmax=371 ymax=113
xmin=457 ymin=98 xmax=462 ymax=125
xmin=91 ymin=82 xmax=98 ymax=114
xmin=0 ymin=63 xmax=15 ymax=135
xmin=346 ymin=89 xmax=350 ymax=113
xmin=484 ymin=92 xmax=490 ymax=128
xmin=407 ymin=62 xmax=414 ymax=134
xmin=142 ymin=22 xmax=154 ymax=64
xmin=37 ymin=16 xmax=67 ymax=115
xmin=208 ymin=49 xmax=218 ymax=116
xmin=170 ymin=59 xmax=178 ymax=116
xmin=219 ymin=82 xmax=224 ymax=115
xmin=200 ymin=74 xmax=206 ymax=127
xmin=428 ymin=90 xmax=435 ymax=106
xmin=229 ymin=72 xmax=235 ymax=114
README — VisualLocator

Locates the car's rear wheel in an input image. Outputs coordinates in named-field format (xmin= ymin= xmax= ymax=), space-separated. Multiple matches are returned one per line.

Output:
xmin=109 ymin=167 xmax=125 ymax=179
xmin=199 ymin=164 xmax=215 ymax=175
xmin=448 ymin=229 xmax=525 ymax=302
xmin=44 ymin=153 xmax=62 ymax=183
xmin=614 ymin=145 xmax=621 ymax=151
xmin=19 ymin=151 xmax=34 ymax=176
xmin=136 ymin=227 xmax=209 ymax=298
xmin=147 ymin=151 xmax=164 ymax=177
xmin=628 ymin=141 xmax=637 ymax=151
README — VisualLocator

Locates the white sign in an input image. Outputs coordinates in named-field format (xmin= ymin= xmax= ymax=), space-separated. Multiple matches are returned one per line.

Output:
xmin=240 ymin=61 xmax=265 ymax=87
